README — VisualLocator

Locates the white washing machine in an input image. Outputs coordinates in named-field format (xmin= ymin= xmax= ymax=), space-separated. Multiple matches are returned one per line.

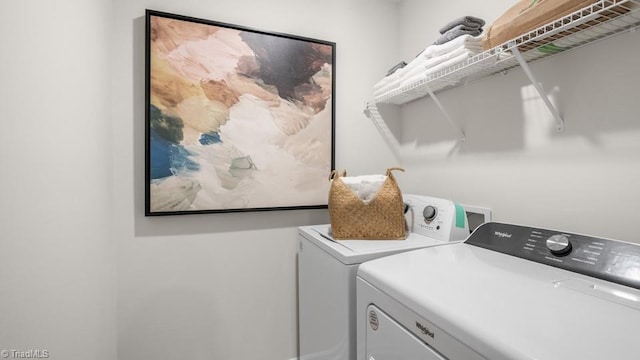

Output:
xmin=357 ymin=221 xmax=640 ymax=360
xmin=297 ymin=195 xmax=491 ymax=360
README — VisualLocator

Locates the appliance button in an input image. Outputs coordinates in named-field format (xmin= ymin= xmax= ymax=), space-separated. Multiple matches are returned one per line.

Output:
xmin=546 ymin=235 xmax=572 ymax=256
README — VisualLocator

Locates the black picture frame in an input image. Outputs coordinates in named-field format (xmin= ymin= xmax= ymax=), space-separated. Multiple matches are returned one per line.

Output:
xmin=145 ymin=10 xmax=335 ymax=216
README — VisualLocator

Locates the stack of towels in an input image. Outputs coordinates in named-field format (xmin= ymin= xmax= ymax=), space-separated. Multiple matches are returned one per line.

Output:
xmin=373 ymin=16 xmax=485 ymax=99
xmin=434 ymin=16 xmax=485 ymax=45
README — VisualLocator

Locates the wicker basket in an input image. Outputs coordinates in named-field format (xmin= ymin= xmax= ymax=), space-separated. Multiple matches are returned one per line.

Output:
xmin=328 ymin=167 xmax=406 ymax=240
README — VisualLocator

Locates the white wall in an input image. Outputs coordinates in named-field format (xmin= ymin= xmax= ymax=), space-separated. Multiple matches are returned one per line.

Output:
xmin=112 ymin=1 xmax=397 ymax=359
xmin=7 ymin=1 xmax=635 ymax=359
xmin=0 ymin=1 xmax=115 ymax=360
xmin=393 ymin=0 xmax=640 ymax=241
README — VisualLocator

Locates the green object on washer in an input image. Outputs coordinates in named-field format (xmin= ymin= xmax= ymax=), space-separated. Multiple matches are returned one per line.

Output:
xmin=454 ymin=203 xmax=466 ymax=229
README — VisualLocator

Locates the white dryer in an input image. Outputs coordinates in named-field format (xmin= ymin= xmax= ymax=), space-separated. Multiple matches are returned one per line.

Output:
xmin=357 ymin=222 xmax=640 ymax=360
xmin=298 ymin=195 xmax=490 ymax=360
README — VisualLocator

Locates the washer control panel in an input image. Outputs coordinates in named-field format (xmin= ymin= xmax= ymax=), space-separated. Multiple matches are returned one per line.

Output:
xmin=466 ymin=222 xmax=640 ymax=290
xmin=403 ymin=194 xmax=470 ymax=242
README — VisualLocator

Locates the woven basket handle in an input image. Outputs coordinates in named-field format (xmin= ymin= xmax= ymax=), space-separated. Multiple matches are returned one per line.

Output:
xmin=386 ymin=167 xmax=405 ymax=178
xmin=329 ymin=169 xmax=347 ymax=180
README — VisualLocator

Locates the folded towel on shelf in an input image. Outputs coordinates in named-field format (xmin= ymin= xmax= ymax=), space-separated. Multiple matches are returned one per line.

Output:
xmin=426 ymin=51 xmax=475 ymax=76
xmin=372 ymin=35 xmax=484 ymax=99
xmin=373 ymin=51 xmax=477 ymax=98
xmin=434 ymin=24 xmax=483 ymax=45
xmin=424 ymin=46 xmax=471 ymax=68
xmin=399 ymin=51 xmax=474 ymax=88
xmin=375 ymin=57 xmax=429 ymax=94
xmin=374 ymin=76 xmax=403 ymax=98
xmin=386 ymin=61 xmax=408 ymax=76
xmin=373 ymin=70 xmax=400 ymax=91
xmin=420 ymin=34 xmax=483 ymax=59
xmin=439 ymin=16 xmax=486 ymax=34
xmin=399 ymin=47 xmax=472 ymax=83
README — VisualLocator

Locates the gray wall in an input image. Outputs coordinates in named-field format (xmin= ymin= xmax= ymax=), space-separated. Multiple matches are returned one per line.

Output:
xmin=0 ymin=1 xmax=116 ymax=360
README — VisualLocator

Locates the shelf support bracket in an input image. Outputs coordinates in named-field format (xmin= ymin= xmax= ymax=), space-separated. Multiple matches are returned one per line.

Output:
xmin=363 ymin=101 xmax=403 ymax=159
xmin=423 ymin=83 xmax=466 ymax=143
xmin=510 ymin=42 xmax=565 ymax=132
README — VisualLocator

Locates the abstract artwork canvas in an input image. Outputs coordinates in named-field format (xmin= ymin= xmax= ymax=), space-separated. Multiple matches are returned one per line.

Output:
xmin=145 ymin=10 xmax=335 ymax=215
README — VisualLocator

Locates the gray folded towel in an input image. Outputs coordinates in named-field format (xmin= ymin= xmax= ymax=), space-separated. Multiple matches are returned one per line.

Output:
xmin=433 ymin=24 xmax=482 ymax=45
xmin=386 ymin=61 xmax=407 ymax=76
xmin=439 ymin=16 xmax=485 ymax=34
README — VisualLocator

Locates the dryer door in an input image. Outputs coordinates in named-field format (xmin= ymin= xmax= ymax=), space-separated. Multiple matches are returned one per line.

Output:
xmin=366 ymin=305 xmax=446 ymax=360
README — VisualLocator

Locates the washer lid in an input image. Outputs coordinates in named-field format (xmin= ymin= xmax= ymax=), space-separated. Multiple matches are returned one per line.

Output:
xmin=358 ymin=237 xmax=640 ymax=360
xmin=299 ymin=225 xmax=454 ymax=265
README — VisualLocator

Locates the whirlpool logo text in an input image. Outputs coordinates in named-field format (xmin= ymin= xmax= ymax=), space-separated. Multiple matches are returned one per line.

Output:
xmin=494 ymin=231 xmax=512 ymax=238
xmin=415 ymin=321 xmax=434 ymax=338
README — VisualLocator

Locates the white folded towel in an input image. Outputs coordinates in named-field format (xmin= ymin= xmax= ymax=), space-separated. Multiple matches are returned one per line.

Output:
xmin=401 ymin=47 xmax=472 ymax=81
xmin=374 ymin=50 xmax=478 ymax=97
xmin=373 ymin=70 xmax=401 ymax=91
xmin=372 ymin=35 xmax=484 ymax=99
xmin=374 ymin=76 xmax=405 ymax=98
xmin=419 ymin=34 xmax=482 ymax=59
xmin=374 ymin=35 xmax=481 ymax=91
xmin=399 ymin=51 xmax=473 ymax=88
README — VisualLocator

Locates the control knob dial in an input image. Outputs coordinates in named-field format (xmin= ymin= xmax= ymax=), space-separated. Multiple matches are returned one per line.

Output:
xmin=546 ymin=234 xmax=572 ymax=256
xmin=422 ymin=205 xmax=437 ymax=222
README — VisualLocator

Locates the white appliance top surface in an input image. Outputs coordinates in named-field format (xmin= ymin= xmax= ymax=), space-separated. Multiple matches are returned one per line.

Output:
xmin=299 ymin=225 xmax=455 ymax=265
xmin=358 ymin=242 xmax=640 ymax=360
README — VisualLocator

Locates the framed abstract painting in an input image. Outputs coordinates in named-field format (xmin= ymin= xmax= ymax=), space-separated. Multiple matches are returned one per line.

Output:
xmin=145 ymin=10 xmax=335 ymax=215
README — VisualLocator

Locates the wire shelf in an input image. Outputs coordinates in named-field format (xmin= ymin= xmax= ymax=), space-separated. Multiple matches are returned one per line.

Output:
xmin=373 ymin=0 xmax=640 ymax=105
